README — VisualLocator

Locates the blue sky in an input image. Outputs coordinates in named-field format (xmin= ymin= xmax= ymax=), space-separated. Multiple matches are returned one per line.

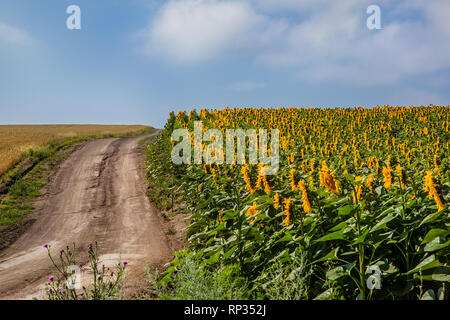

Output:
xmin=1 ymin=0 xmax=449 ymax=128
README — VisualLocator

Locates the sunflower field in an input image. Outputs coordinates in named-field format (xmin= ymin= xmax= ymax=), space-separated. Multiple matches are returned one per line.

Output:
xmin=146 ymin=105 xmax=449 ymax=300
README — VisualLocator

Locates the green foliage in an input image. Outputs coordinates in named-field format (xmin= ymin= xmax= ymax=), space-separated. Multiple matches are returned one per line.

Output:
xmin=0 ymin=165 xmax=46 ymax=226
xmin=146 ymin=249 xmax=247 ymax=300
xmin=146 ymin=108 xmax=450 ymax=300
xmin=255 ymin=248 xmax=312 ymax=300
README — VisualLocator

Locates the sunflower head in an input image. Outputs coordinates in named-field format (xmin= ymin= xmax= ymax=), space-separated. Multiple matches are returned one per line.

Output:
xmin=273 ymin=193 xmax=280 ymax=209
xmin=320 ymin=170 xmax=340 ymax=194
xmin=382 ymin=167 xmax=392 ymax=189
xmin=246 ymin=202 xmax=259 ymax=224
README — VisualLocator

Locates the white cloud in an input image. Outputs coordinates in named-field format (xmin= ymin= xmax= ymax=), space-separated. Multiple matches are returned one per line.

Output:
xmin=394 ymin=0 xmax=450 ymax=37
xmin=0 ymin=23 xmax=34 ymax=46
xmin=141 ymin=0 xmax=284 ymax=63
xmin=256 ymin=0 xmax=450 ymax=85
xmin=252 ymin=0 xmax=340 ymax=14
xmin=140 ymin=0 xmax=450 ymax=86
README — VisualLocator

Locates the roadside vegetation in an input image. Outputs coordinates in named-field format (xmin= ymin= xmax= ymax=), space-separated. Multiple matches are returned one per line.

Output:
xmin=44 ymin=241 xmax=127 ymax=300
xmin=144 ymin=106 xmax=449 ymax=300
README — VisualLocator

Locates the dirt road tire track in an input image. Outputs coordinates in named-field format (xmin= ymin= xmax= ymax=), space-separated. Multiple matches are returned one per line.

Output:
xmin=0 ymin=131 xmax=173 ymax=299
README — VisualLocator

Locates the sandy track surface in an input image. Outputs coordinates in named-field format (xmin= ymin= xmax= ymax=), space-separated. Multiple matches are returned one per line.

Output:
xmin=0 ymin=131 xmax=172 ymax=299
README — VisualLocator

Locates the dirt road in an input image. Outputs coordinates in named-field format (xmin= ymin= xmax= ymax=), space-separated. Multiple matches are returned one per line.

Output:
xmin=0 ymin=131 xmax=173 ymax=299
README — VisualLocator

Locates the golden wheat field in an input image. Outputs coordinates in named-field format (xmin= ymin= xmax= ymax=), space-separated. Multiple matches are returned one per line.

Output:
xmin=0 ymin=125 xmax=150 ymax=176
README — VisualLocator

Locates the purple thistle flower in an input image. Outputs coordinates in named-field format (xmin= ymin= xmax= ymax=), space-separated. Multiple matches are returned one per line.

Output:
xmin=59 ymin=248 xmax=64 ymax=254
xmin=60 ymin=289 xmax=65 ymax=293
xmin=43 ymin=243 xmax=48 ymax=248
xmin=88 ymin=243 xmax=93 ymax=249
xmin=122 ymin=261 xmax=128 ymax=265
xmin=49 ymin=276 xmax=54 ymax=281
xmin=48 ymin=288 xmax=53 ymax=293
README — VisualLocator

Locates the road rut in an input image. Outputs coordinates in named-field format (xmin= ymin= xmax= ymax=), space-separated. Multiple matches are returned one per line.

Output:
xmin=0 ymin=132 xmax=172 ymax=299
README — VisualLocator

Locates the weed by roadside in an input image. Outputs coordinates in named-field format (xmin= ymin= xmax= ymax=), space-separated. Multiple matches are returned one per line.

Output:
xmin=44 ymin=241 xmax=127 ymax=300
xmin=145 ymin=250 xmax=248 ymax=300
xmin=254 ymin=249 xmax=312 ymax=300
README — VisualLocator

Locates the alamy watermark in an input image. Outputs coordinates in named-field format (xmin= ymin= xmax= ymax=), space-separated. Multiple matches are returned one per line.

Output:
xmin=64 ymin=5 xmax=380 ymax=32
xmin=66 ymin=5 xmax=81 ymax=30
xmin=366 ymin=265 xmax=382 ymax=290
xmin=66 ymin=265 xmax=82 ymax=289
xmin=171 ymin=121 xmax=279 ymax=175
xmin=367 ymin=5 xmax=382 ymax=30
